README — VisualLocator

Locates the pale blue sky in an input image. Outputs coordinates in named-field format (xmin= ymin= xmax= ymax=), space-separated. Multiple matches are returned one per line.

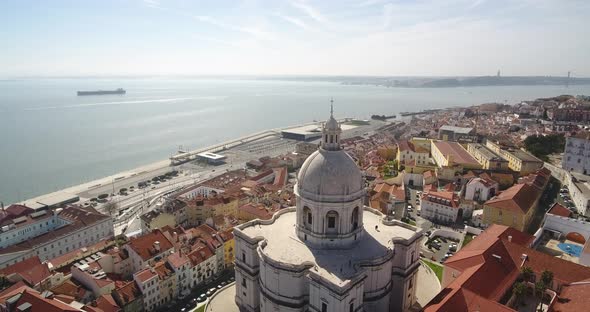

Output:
xmin=1 ymin=0 xmax=589 ymax=76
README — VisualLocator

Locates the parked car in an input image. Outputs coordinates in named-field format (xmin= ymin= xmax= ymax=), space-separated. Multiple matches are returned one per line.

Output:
xmin=449 ymin=243 xmax=458 ymax=252
xmin=197 ymin=294 xmax=207 ymax=302
xmin=206 ymin=288 xmax=217 ymax=296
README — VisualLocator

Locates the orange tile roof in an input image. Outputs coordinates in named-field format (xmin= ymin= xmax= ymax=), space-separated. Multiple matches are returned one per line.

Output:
xmin=153 ymin=261 xmax=174 ymax=280
xmin=187 ymin=244 xmax=214 ymax=266
xmin=87 ymin=294 xmax=121 ymax=312
xmin=127 ymin=229 xmax=174 ymax=261
xmin=425 ymin=224 xmax=590 ymax=312
xmin=0 ymin=285 xmax=79 ymax=312
xmin=433 ymin=141 xmax=480 ymax=167
xmin=0 ymin=256 xmax=51 ymax=287
xmin=484 ymin=183 xmax=539 ymax=214
xmin=134 ymin=268 xmax=157 ymax=283
xmin=548 ymin=203 xmax=572 ymax=218
xmin=112 ymin=281 xmax=141 ymax=306
xmin=422 ymin=191 xmax=459 ymax=208
xmin=553 ymin=280 xmax=590 ymax=312
xmin=167 ymin=252 xmax=189 ymax=269
xmin=238 ymin=203 xmax=275 ymax=220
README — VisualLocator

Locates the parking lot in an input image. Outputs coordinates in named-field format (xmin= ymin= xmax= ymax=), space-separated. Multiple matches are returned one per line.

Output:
xmin=422 ymin=235 xmax=460 ymax=264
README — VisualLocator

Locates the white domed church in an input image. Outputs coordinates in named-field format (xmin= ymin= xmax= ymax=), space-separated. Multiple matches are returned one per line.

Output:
xmin=233 ymin=107 xmax=423 ymax=312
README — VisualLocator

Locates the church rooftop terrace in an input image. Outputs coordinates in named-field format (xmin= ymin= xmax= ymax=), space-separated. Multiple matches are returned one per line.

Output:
xmin=236 ymin=207 xmax=420 ymax=288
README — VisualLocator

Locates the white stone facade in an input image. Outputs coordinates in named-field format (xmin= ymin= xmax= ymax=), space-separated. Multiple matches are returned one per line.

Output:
xmin=464 ymin=178 xmax=499 ymax=203
xmin=0 ymin=206 xmax=114 ymax=268
xmin=562 ymin=134 xmax=590 ymax=175
xmin=233 ymin=110 xmax=422 ymax=312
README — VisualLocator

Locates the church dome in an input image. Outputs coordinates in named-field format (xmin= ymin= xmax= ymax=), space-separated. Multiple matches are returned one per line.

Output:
xmin=297 ymin=149 xmax=364 ymax=199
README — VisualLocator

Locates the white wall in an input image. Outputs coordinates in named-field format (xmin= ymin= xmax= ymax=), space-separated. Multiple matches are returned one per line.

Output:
xmin=543 ymin=214 xmax=590 ymax=240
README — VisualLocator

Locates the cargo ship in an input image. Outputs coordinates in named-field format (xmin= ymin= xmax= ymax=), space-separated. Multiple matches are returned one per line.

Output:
xmin=77 ymin=88 xmax=126 ymax=96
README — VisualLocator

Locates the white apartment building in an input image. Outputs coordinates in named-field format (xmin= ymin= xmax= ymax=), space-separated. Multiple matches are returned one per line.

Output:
xmin=134 ymin=268 xmax=161 ymax=311
xmin=562 ymin=133 xmax=590 ymax=175
xmin=0 ymin=205 xmax=113 ymax=268
xmin=125 ymin=229 xmax=175 ymax=273
xmin=464 ymin=177 xmax=499 ymax=203
xmin=420 ymin=191 xmax=473 ymax=224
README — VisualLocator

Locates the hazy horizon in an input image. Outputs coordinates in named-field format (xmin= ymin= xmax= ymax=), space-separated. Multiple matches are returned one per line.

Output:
xmin=2 ymin=0 xmax=589 ymax=77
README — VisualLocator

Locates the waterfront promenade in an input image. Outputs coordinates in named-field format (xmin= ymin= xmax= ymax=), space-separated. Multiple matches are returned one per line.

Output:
xmin=12 ymin=119 xmax=382 ymax=235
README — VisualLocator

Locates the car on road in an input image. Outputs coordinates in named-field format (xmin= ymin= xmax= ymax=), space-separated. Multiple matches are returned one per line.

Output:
xmin=206 ymin=288 xmax=217 ymax=296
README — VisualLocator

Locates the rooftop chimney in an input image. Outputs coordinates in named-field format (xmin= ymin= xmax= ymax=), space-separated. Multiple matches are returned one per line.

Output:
xmin=508 ymin=235 xmax=512 ymax=242
xmin=154 ymin=241 xmax=160 ymax=252
xmin=492 ymin=254 xmax=502 ymax=262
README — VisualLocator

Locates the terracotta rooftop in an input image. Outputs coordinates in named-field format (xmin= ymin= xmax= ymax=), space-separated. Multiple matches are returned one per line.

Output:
xmin=0 ymin=256 xmax=51 ymax=287
xmin=167 ymin=251 xmax=189 ymax=269
xmin=425 ymin=224 xmax=590 ymax=312
xmin=112 ymin=281 xmax=141 ymax=306
xmin=422 ymin=191 xmax=459 ymax=208
xmin=0 ymin=285 xmax=79 ymax=312
xmin=547 ymin=203 xmax=573 ymax=218
xmin=553 ymin=279 xmax=590 ymax=312
xmin=238 ymin=203 xmax=276 ymax=220
xmin=484 ymin=183 xmax=539 ymax=214
xmin=186 ymin=244 xmax=215 ymax=266
xmin=134 ymin=268 xmax=157 ymax=283
xmin=433 ymin=141 xmax=480 ymax=167
xmin=127 ymin=229 xmax=174 ymax=261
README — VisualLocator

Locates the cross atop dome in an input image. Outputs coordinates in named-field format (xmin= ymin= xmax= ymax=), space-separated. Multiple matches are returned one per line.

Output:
xmin=322 ymin=99 xmax=341 ymax=151
xmin=330 ymin=98 xmax=334 ymax=117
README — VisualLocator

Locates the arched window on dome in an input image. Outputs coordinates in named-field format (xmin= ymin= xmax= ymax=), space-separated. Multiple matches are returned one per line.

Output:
xmin=352 ymin=207 xmax=359 ymax=230
xmin=326 ymin=210 xmax=339 ymax=234
xmin=303 ymin=206 xmax=312 ymax=230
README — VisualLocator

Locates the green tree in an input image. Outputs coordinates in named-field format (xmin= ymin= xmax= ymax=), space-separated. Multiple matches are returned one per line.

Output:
xmin=534 ymin=281 xmax=546 ymax=312
xmin=541 ymin=270 xmax=553 ymax=289
xmin=521 ymin=266 xmax=534 ymax=282
xmin=512 ymin=281 xmax=527 ymax=307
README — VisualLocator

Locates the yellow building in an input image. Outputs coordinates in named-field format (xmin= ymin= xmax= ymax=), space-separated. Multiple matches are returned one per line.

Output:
xmin=396 ymin=140 xmax=430 ymax=167
xmin=484 ymin=141 xmax=543 ymax=175
xmin=431 ymin=141 xmax=481 ymax=170
xmin=466 ymin=143 xmax=509 ymax=170
xmin=499 ymin=149 xmax=543 ymax=176
xmin=220 ymin=229 xmax=235 ymax=268
xmin=482 ymin=183 xmax=540 ymax=232
xmin=140 ymin=210 xmax=176 ymax=233
xmin=186 ymin=195 xmax=239 ymax=226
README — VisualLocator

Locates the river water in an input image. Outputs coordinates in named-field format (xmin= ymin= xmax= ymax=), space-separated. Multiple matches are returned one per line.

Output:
xmin=1 ymin=78 xmax=589 ymax=204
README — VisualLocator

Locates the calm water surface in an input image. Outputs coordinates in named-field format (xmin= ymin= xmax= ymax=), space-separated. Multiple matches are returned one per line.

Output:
xmin=1 ymin=78 xmax=589 ymax=203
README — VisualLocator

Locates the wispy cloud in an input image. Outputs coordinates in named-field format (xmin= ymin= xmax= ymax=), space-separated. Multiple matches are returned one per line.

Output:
xmin=273 ymin=12 xmax=314 ymax=31
xmin=191 ymin=34 xmax=242 ymax=48
xmin=194 ymin=15 xmax=276 ymax=41
xmin=290 ymin=0 xmax=328 ymax=24
xmin=468 ymin=0 xmax=486 ymax=9
xmin=143 ymin=0 xmax=160 ymax=9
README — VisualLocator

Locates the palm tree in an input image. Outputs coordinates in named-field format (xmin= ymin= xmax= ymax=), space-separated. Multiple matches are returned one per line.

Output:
xmin=521 ymin=266 xmax=534 ymax=282
xmin=512 ymin=281 xmax=527 ymax=307
xmin=534 ymin=281 xmax=546 ymax=312
xmin=541 ymin=270 xmax=554 ymax=289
